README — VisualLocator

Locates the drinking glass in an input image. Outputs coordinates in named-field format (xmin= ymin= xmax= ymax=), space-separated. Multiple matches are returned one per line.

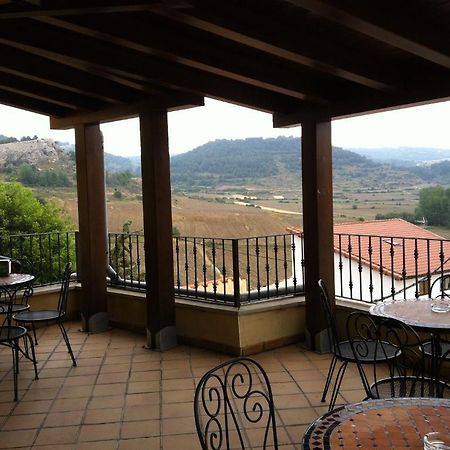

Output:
xmin=424 ymin=432 xmax=450 ymax=450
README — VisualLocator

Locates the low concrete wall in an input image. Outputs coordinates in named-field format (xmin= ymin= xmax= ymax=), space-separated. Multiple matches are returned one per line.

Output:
xmin=31 ymin=286 xmax=374 ymax=356
xmin=105 ymin=289 xmax=306 ymax=355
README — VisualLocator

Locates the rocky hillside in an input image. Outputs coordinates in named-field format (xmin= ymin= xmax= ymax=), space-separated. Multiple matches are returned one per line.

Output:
xmin=0 ymin=139 xmax=74 ymax=172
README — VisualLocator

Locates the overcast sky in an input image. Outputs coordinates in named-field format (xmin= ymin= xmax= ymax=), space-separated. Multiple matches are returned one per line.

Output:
xmin=0 ymin=98 xmax=449 ymax=156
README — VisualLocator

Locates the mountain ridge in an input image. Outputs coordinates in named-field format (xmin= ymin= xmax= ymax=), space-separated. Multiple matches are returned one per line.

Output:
xmin=2 ymin=135 xmax=450 ymax=190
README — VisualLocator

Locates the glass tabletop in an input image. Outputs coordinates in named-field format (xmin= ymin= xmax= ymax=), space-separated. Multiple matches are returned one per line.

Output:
xmin=370 ymin=297 xmax=450 ymax=331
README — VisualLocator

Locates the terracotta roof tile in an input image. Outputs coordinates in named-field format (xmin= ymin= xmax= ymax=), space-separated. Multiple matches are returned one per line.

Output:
xmin=287 ymin=219 xmax=450 ymax=279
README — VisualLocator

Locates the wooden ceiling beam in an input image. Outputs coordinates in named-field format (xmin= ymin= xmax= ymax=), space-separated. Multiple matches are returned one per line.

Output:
xmin=0 ymin=87 xmax=70 ymax=116
xmin=0 ymin=20 xmax=305 ymax=113
xmin=285 ymin=0 xmax=450 ymax=69
xmin=0 ymin=70 xmax=107 ymax=110
xmin=50 ymin=95 xmax=204 ymax=130
xmin=273 ymin=88 xmax=450 ymax=126
xmin=151 ymin=6 xmax=392 ymax=92
xmin=36 ymin=16 xmax=330 ymax=104
xmin=0 ymin=0 xmax=189 ymax=19
xmin=0 ymin=44 xmax=141 ymax=104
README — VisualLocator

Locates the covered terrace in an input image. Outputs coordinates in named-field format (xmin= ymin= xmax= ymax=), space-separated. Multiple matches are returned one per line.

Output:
xmin=0 ymin=0 xmax=449 ymax=352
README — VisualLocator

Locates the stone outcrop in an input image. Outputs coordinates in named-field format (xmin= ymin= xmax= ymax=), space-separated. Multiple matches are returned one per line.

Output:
xmin=0 ymin=139 xmax=73 ymax=171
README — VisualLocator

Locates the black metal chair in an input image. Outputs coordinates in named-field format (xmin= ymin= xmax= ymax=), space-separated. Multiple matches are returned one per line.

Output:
xmin=194 ymin=357 xmax=278 ymax=450
xmin=318 ymin=280 xmax=397 ymax=410
xmin=13 ymin=262 xmax=76 ymax=366
xmin=422 ymin=276 xmax=450 ymax=367
xmin=0 ymin=283 xmax=38 ymax=401
xmin=348 ymin=314 xmax=450 ymax=399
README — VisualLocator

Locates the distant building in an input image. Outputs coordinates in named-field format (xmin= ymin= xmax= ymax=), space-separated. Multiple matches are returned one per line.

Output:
xmin=273 ymin=195 xmax=285 ymax=200
xmin=288 ymin=219 xmax=450 ymax=301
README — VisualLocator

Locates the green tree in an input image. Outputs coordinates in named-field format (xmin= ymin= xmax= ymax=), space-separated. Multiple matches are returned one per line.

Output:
xmin=415 ymin=186 xmax=450 ymax=226
xmin=16 ymin=163 xmax=38 ymax=185
xmin=0 ymin=182 xmax=74 ymax=284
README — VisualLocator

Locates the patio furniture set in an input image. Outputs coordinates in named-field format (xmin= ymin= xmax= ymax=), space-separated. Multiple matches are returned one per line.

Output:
xmin=1 ymin=259 xmax=449 ymax=448
xmin=0 ymin=260 xmax=76 ymax=401
xmin=193 ymin=279 xmax=450 ymax=449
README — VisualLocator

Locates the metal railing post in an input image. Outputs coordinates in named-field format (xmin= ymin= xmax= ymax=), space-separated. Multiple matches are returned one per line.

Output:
xmin=232 ymin=239 xmax=241 ymax=307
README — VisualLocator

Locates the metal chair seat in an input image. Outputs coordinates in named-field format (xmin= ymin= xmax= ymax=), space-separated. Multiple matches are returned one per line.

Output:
xmin=370 ymin=376 xmax=450 ymax=399
xmin=11 ymin=263 xmax=76 ymax=367
xmin=14 ymin=310 xmax=63 ymax=323
xmin=336 ymin=340 xmax=398 ymax=363
xmin=0 ymin=302 xmax=30 ymax=314
xmin=0 ymin=325 xmax=28 ymax=342
xmin=422 ymin=340 xmax=450 ymax=359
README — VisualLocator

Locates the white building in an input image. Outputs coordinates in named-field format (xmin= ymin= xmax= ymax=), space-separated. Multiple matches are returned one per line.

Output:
xmin=288 ymin=219 xmax=450 ymax=302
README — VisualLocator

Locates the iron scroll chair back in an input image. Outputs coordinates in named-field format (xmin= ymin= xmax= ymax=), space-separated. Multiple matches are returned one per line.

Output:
xmin=194 ymin=357 xmax=278 ymax=450
xmin=13 ymin=262 xmax=76 ymax=366
xmin=348 ymin=314 xmax=450 ymax=399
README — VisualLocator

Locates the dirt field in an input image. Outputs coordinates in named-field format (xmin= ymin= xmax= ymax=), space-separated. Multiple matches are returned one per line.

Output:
xmin=39 ymin=184 xmax=441 ymax=239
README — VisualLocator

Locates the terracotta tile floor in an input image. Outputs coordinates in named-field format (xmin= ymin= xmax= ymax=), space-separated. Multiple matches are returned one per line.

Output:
xmin=0 ymin=322 xmax=367 ymax=449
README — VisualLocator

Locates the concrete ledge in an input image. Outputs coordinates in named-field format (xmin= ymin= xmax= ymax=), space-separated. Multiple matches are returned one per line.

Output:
xmin=176 ymin=296 xmax=305 ymax=356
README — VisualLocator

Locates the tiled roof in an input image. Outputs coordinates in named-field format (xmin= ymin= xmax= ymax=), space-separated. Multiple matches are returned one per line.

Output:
xmin=287 ymin=219 xmax=450 ymax=280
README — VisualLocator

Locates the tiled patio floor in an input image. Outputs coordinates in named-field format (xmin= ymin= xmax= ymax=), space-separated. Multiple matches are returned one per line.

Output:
xmin=0 ymin=322 xmax=367 ymax=449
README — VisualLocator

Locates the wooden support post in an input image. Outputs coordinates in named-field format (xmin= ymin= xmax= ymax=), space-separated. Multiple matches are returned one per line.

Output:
xmin=301 ymin=119 xmax=335 ymax=351
xmin=74 ymin=123 xmax=109 ymax=332
xmin=139 ymin=109 xmax=177 ymax=351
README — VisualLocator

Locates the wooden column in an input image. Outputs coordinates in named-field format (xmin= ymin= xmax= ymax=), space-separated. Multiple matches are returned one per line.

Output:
xmin=74 ymin=123 xmax=109 ymax=332
xmin=301 ymin=119 xmax=335 ymax=351
xmin=139 ymin=109 xmax=177 ymax=351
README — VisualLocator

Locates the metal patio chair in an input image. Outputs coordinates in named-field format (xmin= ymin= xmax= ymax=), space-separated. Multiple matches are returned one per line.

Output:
xmin=0 ymin=282 xmax=38 ymax=401
xmin=348 ymin=314 xmax=450 ymax=399
xmin=318 ymin=280 xmax=397 ymax=410
xmin=422 ymin=275 xmax=450 ymax=367
xmin=194 ymin=357 xmax=278 ymax=450
xmin=13 ymin=262 xmax=76 ymax=366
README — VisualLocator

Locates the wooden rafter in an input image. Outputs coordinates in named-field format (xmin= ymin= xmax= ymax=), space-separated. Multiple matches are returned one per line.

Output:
xmin=1 ymin=0 xmax=190 ymax=19
xmin=0 ymin=20 xmax=306 ymax=114
xmin=35 ymin=15 xmax=331 ymax=104
xmin=151 ymin=6 xmax=392 ymax=92
xmin=0 ymin=70 xmax=106 ymax=110
xmin=285 ymin=0 xmax=450 ymax=69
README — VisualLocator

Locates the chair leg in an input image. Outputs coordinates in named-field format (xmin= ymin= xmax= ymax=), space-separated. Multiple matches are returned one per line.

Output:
xmin=328 ymin=360 xmax=348 ymax=411
xmin=31 ymin=323 xmax=38 ymax=346
xmin=321 ymin=355 xmax=338 ymax=402
xmin=58 ymin=322 xmax=76 ymax=366
xmin=12 ymin=342 xmax=19 ymax=401
xmin=27 ymin=334 xmax=39 ymax=380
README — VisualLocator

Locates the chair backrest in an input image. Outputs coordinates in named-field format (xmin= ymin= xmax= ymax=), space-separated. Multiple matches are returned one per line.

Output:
xmin=57 ymin=262 xmax=72 ymax=314
xmin=318 ymin=279 xmax=341 ymax=356
xmin=7 ymin=258 xmax=34 ymax=306
xmin=194 ymin=357 xmax=278 ymax=450
xmin=430 ymin=274 xmax=450 ymax=299
xmin=347 ymin=312 xmax=428 ymax=398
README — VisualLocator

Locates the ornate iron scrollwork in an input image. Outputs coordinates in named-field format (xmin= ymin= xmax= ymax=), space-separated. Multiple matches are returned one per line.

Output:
xmin=194 ymin=357 xmax=278 ymax=450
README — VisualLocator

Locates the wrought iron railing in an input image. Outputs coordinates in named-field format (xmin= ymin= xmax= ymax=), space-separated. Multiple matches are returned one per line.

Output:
xmin=0 ymin=231 xmax=77 ymax=286
xmin=107 ymin=232 xmax=304 ymax=305
xmin=333 ymin=232 xmax=450 ymax=303
xmin=5 ymin=229 xmax=448 ymax=306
